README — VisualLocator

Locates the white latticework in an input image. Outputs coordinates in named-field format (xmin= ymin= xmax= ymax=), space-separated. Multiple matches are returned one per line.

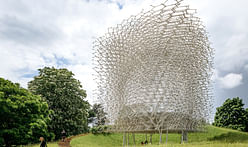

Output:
xmin=93 ymin=0 xmax=213 ymax=133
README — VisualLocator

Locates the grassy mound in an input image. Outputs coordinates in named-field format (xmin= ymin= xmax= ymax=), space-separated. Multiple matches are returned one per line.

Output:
xmin=70 ymin=126 xmax=248 ymax=147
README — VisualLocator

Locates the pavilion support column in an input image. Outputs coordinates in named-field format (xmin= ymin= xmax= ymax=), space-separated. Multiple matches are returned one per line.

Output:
xmin=150 ymin=134 xmax=152 ymax=144
xmin=181 ymin=130 xmax=188 ymax=144
xmin=159 ymin=130 xmax=162 ymax=144
xmin=181 ymin=130 xmax=183 ymax=144
xmin=132 ymin=133 xmax=136 ymax=146
xmin=127 ymin=133 xmax=129 ymax=146
xmin=123 ymin=132 xmax=126 ymax=147
xmin=183 ymin=131 xmax=188 ymax=142
xmin=166 ymin=129 xmax=168 ymax=144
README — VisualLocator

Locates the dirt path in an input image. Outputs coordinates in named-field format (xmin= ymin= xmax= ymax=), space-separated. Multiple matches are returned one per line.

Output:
xmin=58 ymin=133 xmax=88 ymax=147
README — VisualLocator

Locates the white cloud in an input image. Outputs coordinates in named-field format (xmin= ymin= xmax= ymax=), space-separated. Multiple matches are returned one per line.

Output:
xmin=219 ymin=73 xmax=243 ymax=89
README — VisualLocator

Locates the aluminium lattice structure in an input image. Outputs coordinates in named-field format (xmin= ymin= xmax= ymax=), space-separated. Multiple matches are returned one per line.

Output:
xmin=93 ymin=0 xmax=213 ymax=135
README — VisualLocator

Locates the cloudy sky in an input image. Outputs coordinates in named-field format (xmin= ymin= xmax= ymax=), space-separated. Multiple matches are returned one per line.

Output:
xmin=0 ymin=0 xmax=247 ymax=118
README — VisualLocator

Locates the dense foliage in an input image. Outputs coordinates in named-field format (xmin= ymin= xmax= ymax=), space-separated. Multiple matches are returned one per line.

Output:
xmin=90 ymin=125 xmax=109 ymax=135
xmin=0 ymin=78 xmax=54 ymax=146
xmin=213 ymin=97 xmax=248 ymax=131
xmin=89 ymin=104 xmax=106 ymax=126
xmin=28 ymin=67 xmax=90 ymax=139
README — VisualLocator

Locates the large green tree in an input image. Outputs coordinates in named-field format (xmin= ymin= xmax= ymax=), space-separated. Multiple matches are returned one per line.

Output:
xmin=0 ymin=78 xmax=53 ymax=146
xmin=28 ymin=67 xmax=89 ymax=139
xmin=213 ymin=97 xmax=247 ymax=131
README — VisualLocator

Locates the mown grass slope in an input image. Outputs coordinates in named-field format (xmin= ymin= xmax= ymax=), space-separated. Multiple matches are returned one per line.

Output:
xmin=70 ymin=126 xmax=248 ymax=147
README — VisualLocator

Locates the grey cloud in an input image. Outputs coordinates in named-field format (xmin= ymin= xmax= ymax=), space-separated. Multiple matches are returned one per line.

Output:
xmin=214 ymin=71 xmax=248 ymax=108
xmin=209 ymin=16 xmax=248 ymax=72
xmin=0 ymin=15 xmax=62 ymax=46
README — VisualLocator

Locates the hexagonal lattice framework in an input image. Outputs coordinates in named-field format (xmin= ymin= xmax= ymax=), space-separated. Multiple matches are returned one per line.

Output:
xmin=93 ymin=0 xmax=213 ymax=133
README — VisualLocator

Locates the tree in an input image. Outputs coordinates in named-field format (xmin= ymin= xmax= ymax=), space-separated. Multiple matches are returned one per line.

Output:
xmin=0 ymin=78 xmax=53 ymax=146
xmin=28 ymin=67 xmax=89 ymax=139
xmin=245 ymin=108 xmax=248 ymax=132
xmin=91 ymin=104 xmax=107 ymax=126
xmin=213 ymin=97 xmax=247 ymax=131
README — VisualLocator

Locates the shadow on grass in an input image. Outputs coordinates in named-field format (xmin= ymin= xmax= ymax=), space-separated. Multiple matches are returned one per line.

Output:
xmin=208 ymin=132 xmax=248 ymax=143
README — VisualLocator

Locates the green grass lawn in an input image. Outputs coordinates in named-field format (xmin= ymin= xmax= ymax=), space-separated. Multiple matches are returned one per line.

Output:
xmin=70 ymin=126 xmax=248 ymax=147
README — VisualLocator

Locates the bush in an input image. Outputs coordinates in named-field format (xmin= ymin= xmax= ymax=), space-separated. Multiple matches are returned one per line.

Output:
xmin=213 ymin=97 xmax=247 ymax=132
xmin=90 ymin=126 xmax=110 ymax=135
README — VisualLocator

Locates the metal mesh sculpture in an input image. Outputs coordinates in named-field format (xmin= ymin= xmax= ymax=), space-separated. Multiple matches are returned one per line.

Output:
xmin=93 ymin=0 xmax=213 ymax=135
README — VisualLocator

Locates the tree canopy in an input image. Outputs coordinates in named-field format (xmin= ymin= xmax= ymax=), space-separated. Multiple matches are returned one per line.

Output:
xmin=0 ymin=78 xmax=53 ymax=146
xmin=28 ymin=67 xmax=90 ymax=139
xmin=213 ymin=97 xmax=248 ymax=132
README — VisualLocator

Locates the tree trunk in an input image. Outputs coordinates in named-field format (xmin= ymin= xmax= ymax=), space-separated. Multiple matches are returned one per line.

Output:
xmin=4 ymin=138 xmax=11 ymax=147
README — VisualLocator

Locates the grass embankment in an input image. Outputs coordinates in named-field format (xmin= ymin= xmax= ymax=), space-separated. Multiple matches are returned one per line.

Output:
xmin=70 ymin=126 xmax=248 ymax=147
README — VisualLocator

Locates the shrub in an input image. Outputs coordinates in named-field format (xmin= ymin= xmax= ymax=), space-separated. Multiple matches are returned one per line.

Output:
xmin=90 ymin=126 xmax=110 ymax=135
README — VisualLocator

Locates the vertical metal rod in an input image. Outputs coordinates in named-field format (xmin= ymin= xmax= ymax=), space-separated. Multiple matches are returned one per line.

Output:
xmin=123 ymin=132 xmax=126 ymax=147
xmin=166 ymin=129 xmax=168 ymax=144
xmin=132 ymin=133 xmax=136 ymax=146
xmin=159 ymin=131 xmax=162 ymax=144
xmin=181 ymin=130 xmax=183 ymax=144
xmin=183 ymin=131 xmax=188 ymax=142
xmin=150 ymin=134 xmax=152 ymax=144
xmin=127 ymin=133 xmax=129 ymax=146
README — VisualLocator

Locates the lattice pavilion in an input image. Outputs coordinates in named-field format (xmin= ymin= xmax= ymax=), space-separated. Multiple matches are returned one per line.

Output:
xmin=93 ymin=0 xmax=213 ymax=145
